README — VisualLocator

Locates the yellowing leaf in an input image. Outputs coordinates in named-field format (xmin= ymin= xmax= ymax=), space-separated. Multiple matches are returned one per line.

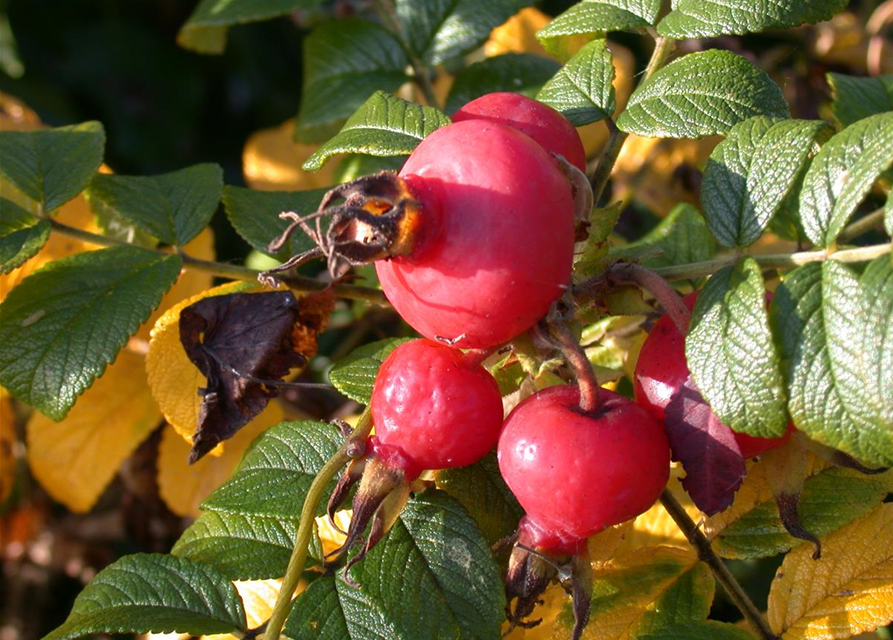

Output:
xmin=26 ymin=349 xmax=161 ymax=512
xmin=484 ymin=7 xmax=551 ymax=58
xmin=242 ymin=118 xmax=339 ymax=191
xmin=0 ymin=92 xmax=43 ymax=131
xmin=156 ymin=402 xmax=285 ymax=517
xmin=315 ymin=509 xmax=352 ymax=558
xmin=768 ymin=503 xmax=893 ymax=640
xmin=617 ymin=466 xmax=698 ymax=556
xmin=145 ymin=280 xmax=256 ymax=444
xmin=0 ymin=394 xmax=16 ymax=504
xmin=503 ymin=584 xmax=567 ymax=640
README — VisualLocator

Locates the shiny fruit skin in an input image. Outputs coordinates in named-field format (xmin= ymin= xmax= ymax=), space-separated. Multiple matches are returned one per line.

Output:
xmin=634 ymin=292 xmax=794 ymax=458
xmin=453 ymin=92 xmax=587 ymax=172
xmin=376 ymin=120 xmax=576 ymax=349
xmin=498 ymin=385 xmax=670 ymax=550
xmin=371 ymin=339 xmax=504 ymax=475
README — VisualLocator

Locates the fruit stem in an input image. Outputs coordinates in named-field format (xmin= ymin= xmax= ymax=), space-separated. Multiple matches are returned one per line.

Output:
xmin=47 ymin=218 xmax=389 ymax=304
xmin=549 ymin=321 xmax=601 ymax=414
xmin=836 ymin=205 xmax=886 ymax=243
xmin=608 ymin=262 xmax=690 ymax=334
xmin=659 ymin=489 xmax=780 ymax=640
xmin=251 ymin=408 xmax=374 ymax=640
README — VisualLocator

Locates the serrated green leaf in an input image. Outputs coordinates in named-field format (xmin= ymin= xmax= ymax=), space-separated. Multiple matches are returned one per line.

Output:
xmin=201 ymin=420 xmax=342 ymax=518
xmin=574 ymin=202 xmax=623 ymax=281
xmin=0 ymin=121 xmax=104 ymax=213
xmin=395 ymin=0 xmax=529 ymax=65
xmin=715 ymin=466 xmax=893 ymax=559
xmin=0 ymin=197 xmax=50 ymax=273
xmin=445 ymin=54 xmax=560 ymax=114
xmin=885 ymin=192 xmax=893 ymax=238
xmin=536 ymin=0 xmax=662 ymax=47
xmin=43 ymin=554 xmax=246 ymax=640
xmin=328 ymin=337 xmax=414 ymax=404
xmin=771 ymin=260 xmax=893 ymax=467
xmin=295 ymin=19 xmax=408 ymax=144
xmin=0 ymin=246 xmax=181 ymax=420
xmin=799 ymin=112 xmax=893 ymax=248
xmin=178 ymin=0 xmax=324 ymax=54
xmin=686 ymin=258 xmax=787 ymax=438
xmin=284 ymin=490 xmax=505 ymax=640
xmin=637 ymin=620 xmax=756 ymax=640
xmin=613 ymin=203 xmax=715 ymax=269
xmin=537 ymin=38 xmax=616 ymax=126
xmin=827 ymin=72 xmax=893 ymax=128
xmin=86 ymin=164 xmax=222 ymax=246
xmin=435 ymin=453 xmax=524 ymax=545
xmin=303 ymin=92 xmax=450 ymax=171
xmin=617 ymin=50 xmax=789 ymax=139
xmin=222 ymin=185 xmax=328 ymax=261
xmin=657 ymin=0 xmax=847 ymax=38
xmin=701 ymin=117 xmax=833 ymax=248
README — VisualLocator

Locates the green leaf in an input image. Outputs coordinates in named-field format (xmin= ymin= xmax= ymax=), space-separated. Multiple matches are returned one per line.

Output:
xmin=657 ymin=0 xmax=848 ymax=39
xmin=771 ymin=260 xmax=893 ymax=468
xmin=536 ymin=38 xmax=616 ymax=126
xmin=613 ymin=203 xmax=715 ymax=269
xmin=284 ymin=491 xmax=505 ymax=640
xmin=574 ymin=201 xmax=623 ymax=281
xmin=222 ymin=185 xmax=329 ymax=261
xmin=178 ymin=0 xmax=324 ymax=54
xmin=799 ymin=112 xmax=893 ymax=248
xmin=395 ymin=0 xmax=530 ymax=65
xmin=715 ymin=466 xmax=893 ymax=559
xmin=701 ymin=117 xmax=832 ymax=248
xmin=637 ymin=620 xmax=757 ymax=640
xmin=86 ymin=164 xmax=222 ymax=246
xmin=0 ymin=246 xmax=181 ymax=420
xmin=536 ymin=0 xmax=662 ymax=47
xmin=0 ymin=12 xmax=24 ymax=78
xmin=617 ymin=50 xmax=789 ymax=139
xmin=303 ymin=92 xmax=450 ymax=171
xmin=0 ymin=121 xmax=105 ymax=213
xmin=43 ymin=554 xmax=246 ymax=640
xmin=686 ymin=258 xmax=787 ymax=438
xmin=885 ymin=191 xmax=893 ymax=238
xmin=0 ymin=197 xmax=50 ymax=273
xmin=445 ymin=54 xmax=560 ymax=114
xmin=435 ymin=453 xmax=524 ymax=546
xmin=828 ymin=72 xmax=893 ymax=128
xmin=295 ymin=19 xmax=408 ymax=144
xmin=201 ymin=420 xmax=342 ymax=518
xmin=328 ymin=337 xmax=414 ymax=404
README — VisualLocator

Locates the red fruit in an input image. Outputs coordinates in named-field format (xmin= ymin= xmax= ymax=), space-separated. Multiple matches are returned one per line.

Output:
xmin=376 ymin=119 xmax=576 ymax=348
xmin=371 ymin=338 xmax=504 ymax=476
xmin=453 ymin=92 xmax=587 ymax=172
xmin=498 ymin=385 xmax=670 ymax=552
xmin=634 ymin=292 xmax=794 ymax=458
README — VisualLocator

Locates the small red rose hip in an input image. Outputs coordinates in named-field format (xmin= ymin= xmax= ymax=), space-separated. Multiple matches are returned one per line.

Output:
xmin=452 ymin=92 xmax=587 ymax=172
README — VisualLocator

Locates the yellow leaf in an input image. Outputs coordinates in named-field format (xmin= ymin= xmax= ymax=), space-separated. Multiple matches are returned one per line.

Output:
xmin=200 ymin=578 xmax=284 ymax=640
xmin=242 ymin=119 xmax=339 ymax=191
xmin=768 ymin=503 xmax=893 ymax=640
xmin=0 ymin=92 xmax=44 ymax=131
xmin=1 ymin=394 xmax=16 ymax=504
xmin=503 ymin=583 xmax=567 ymax=640
xmin=590 ymin=520 xmax=635 ymax=565
xmin=484 ymin=7 xmax=551 ymax=58
xmin=145 ymin=280 xmax=257 ymax=445
xmin=26 ymin=350 xmax=161 ymax=512
xmin=156 ymin=402 xmax=285 ymax=517
xmin=315 ymin=509 xmax=352 ymax=558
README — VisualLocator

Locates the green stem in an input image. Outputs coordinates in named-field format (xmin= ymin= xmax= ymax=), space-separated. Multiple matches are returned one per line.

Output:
xmin=265 ymin=410 xmax=375 ymax=640
xmin=659 ymin=490 xmax=779 ymax=640
xmin=837 ymin=206 xmax=886 ymax=243
xmin=48 ymin=219 xmax=388 ymax=304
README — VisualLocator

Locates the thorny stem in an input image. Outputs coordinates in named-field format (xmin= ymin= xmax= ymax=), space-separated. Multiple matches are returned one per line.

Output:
xmin=606 ymin=263 xmax=691 ymax=334
xmin=549 ymin=321 xmax=601 ymax=413
xmin=837 ymin=205 xmax=887 ymax=243
xmin=48 ymin=219 xmax=388 ymax=304
xmin=660 ymin=490 xmax=779 ymax=640
xmin=265 ymin=409 xmax=375 ymax=640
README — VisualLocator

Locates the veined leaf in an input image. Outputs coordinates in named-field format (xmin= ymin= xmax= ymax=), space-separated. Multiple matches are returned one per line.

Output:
xmin=0 ymin=197 xmax=49 ymax=273
xmin=613 ymin=203 xmax=715 ymax=269
xmin=303 ymin=92 xmax=450 ymax=171
xmin=658 ymin=0 xmax=848 ymax=38
xmin=328 ymin=337 xmax=414 ymax=404
xmin=294 ymin=19 xmax=408 ymax=144
xmin=86 ymin=164 xmax=222 ymax=246
xmin=768 ymin=503 xmax=893 ymax=640
xmin=686 ymin=258 xmax=787 ymax=438
xmin=827 ymin=72 xmax=893 ymax=128
xmin=284 ymin=491 xmax=505 ymax=640
xmin=617 ymin=50 xmax=789 ymax=139
xmin=178 ymin=0 xmax=324 ymax=54
xmin=536 ymin=0 xmax=662 ymax=46
xmin=395 ymin=0 xmax=530 ymax=65
xmin=885 ymin=191 xmax=893 ymax=238
xmin=701 ymin=117 xmax=833 ymax=248
xmin=771 ymin=260 xmax=893 ymax=468
xmin=43 ymin=554 xmax=246 ymax=640
xmin=799 ymin=112 xmax=893 ymax=247
xmin=445 ymin=53 xmax=560 ymax=114
xmin=537 ymin=38 xmax=616 ymax=126
xmin=0 ymin=121 xmax=104 ymax=213
xmin=0 ymin=246 xmax=181 ymax=420
xmin=637 ymin=621 xmax=756 ymax=640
